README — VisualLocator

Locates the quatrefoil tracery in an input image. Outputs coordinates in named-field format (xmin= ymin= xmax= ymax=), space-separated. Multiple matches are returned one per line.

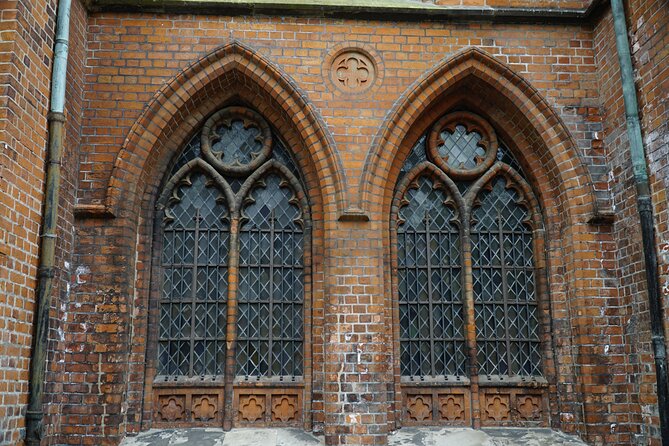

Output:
xmin=427 ymin=111 xmax=498 ymax=180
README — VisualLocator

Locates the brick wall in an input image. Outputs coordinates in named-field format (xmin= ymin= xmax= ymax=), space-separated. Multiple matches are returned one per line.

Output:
xmin=61 ymin=11 xmax=619 ymax=446
xmin=0 ymin=0 xmax=56 ymax=444
xmin=594 ymin=1 xmax=669 ymax=445
xmin=43 ymin=0 xmax=90 ymax=442
xmin=0 ymin=1 xmax=667 ymax=445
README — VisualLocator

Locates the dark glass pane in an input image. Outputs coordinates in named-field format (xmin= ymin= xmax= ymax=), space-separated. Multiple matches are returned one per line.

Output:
xmin=497 ymin=142 xmax=524 ymax=178
xmin=472 ymin=176 xmax=541 ymax=377
xmin=398 ymin=175 xmax=466 ymax=378
xmin=397 ymin=135 xmax=428 ymax=187
xmin=437 ymin=125 xmax=484 ymax=170
xmin=168 ymin=134 xmax=201 ymax=178
xmin=211 ymin=119 xmax=263 ymax=166
xmin=158 ymin=172 xmax=229 ymax=377
xmin=237 ymin=174 xmax=304 ymax=378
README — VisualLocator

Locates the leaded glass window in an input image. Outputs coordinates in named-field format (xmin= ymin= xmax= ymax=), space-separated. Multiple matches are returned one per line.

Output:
xmin=159 ymin=172 xmax=230 ymax=377
xmin=394 ymin=111 xmax=543 ymax=382
xmin=155 ymin=106 xmax=308 ymax=383
xmin=237 ymin=174 xmax=304 ymax=377
xmin=398 ymin=176 xmax=466 ymax=378
xmin=472 ymin=177 xmax=541 ymax=377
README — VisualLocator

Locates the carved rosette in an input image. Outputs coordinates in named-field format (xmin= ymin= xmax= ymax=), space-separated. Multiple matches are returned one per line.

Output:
xmin=239 ymin=394 xmax=266 ymax=422
xmin=271 ymin=395 xmax=298 ymax=422
xmin=200 ymin=106 xmax=272 ymax=176
xmin=192 ymin=395 xmax=218 ymax=421
xmin=158 ymin=395 xmax=186 ymax=422
xmin=328 ymin=49 xmax=377 ymax=94
xmin=427 ymin=111 xmax=498 ymax=180
xmin=406 ymin=395 xmax=432 ymax=421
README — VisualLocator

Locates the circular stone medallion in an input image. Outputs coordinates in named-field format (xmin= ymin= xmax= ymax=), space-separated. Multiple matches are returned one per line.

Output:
xmin=329 ymin=49 xmax=377 ymax=94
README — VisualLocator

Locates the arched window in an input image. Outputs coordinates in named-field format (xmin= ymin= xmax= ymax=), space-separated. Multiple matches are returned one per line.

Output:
xmin=394 ymin=111 xmax=547 ymax=427
xmin=149 ymin=106 xmax=309 ymax=428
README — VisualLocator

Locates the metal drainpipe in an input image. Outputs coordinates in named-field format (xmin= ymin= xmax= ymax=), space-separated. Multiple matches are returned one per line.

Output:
xmin=25 ymin=0 xmax=71 ymax=444
xmin=610 ymin=0 xmax=669 ymax=443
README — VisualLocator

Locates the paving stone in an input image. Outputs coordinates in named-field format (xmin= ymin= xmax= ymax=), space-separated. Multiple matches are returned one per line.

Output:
xmin=120 ymin=428 xmax=588 ymax=446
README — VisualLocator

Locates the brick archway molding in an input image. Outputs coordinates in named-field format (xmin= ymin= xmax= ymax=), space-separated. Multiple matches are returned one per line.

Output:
xmin=64 ymin=40 xmax=343 ymax=444
xmin=103 ymin=40 xmax=347 ymax=219
xmin=361 ymin=47 xmax=607 ymax=439
xmin=359 ymin=46 xmax=600 ymax=220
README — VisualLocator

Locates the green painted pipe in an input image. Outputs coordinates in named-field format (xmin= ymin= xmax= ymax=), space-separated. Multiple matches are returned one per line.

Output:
xmin=25 ymin=0 xmax=71 ymax=444
xmin=610 ymin=0 xmax=669 ymax=443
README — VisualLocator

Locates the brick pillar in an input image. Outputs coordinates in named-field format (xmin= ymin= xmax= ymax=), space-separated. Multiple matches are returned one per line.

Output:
xmin=324 ymin=222 xmax=389 ymax=445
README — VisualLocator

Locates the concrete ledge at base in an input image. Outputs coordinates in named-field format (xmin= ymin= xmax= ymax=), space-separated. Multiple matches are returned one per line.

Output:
xmin=119 ymin=427 xmax=588 ymax=446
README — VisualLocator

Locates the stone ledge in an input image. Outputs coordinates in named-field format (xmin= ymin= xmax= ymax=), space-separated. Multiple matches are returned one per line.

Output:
xmin=85 ymin=0 xmax=605 ymax=22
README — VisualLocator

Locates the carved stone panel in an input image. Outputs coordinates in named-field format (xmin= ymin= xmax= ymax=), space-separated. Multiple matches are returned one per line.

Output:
xmin=192 ymin=395 xmax=218 ymax=422
xmin=406 ymin=395 xmax=432 ymax=422
xmin=233 ymin=387 xmax=302 ymax=427
xmin=483 ymin=394 xmax=511 ymax=422
xmin=438 ymin=394 xmax=466 ymax=422
xmin=158 ymin=395 xmax=186 ymax=422
xmin=271 ymin=395 xmax=298 ymax=422
xmin=152 ymin=386 xmax=225 ymax=427
xmin=479 ymin=388 xmax=547 ymax=426
xmin=402 ymin=387 xmax=471 ymax=426
xmin=516 ymin=394 xmax=543 ymax=422
xmin=239 ymin=394 xmax=266 ymax=422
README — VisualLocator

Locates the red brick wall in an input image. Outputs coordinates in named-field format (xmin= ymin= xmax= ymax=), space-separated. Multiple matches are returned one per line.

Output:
xmin=594 ymin=1 xmax=669 ymax=444
xmin=0 ymin=1 xmax=666 ymax=446
xmin=58 ymin=11 xmax=622 ymax=446
xmin=43 ymin=0 xmax=90 ymax=442
xmin=0 ymin=0 xmax=56 ymax=444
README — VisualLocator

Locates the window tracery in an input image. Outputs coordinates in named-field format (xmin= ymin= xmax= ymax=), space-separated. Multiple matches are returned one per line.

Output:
xmin=149 ymin=105 xmax=309 ymax=427
xmin=394 ymin=111 xmax=546 ymax=426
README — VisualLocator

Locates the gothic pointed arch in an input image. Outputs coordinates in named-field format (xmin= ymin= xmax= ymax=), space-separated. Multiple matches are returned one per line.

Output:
xmin=102 ymin=40 xmax=345 ymax=219
xmin=359 ymin=47 xmax=602 ymax=224
xmin=145 ymin=103 xmax=314 ymax=430
xmin=389 ymin=109 xmax=553 ymax=429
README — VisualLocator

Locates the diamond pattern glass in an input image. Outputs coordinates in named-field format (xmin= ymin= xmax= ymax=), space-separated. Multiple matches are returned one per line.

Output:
xmin=437 ymin=125 xmax=485 ymax=170
xmin=211 ymin=119 xmax=263 ymax=166
xmin=168 ymin=134 xmax=201 ymax=178
xmin=158 ymin=172 xmax=229 ymax=377
xmin=471 ymin=176 xmax=541 ymax=377
xmin=397 ymin=135 xmax=428 ymax=187
xmin=398 ymin=175 xmax=466 ymax=378
xmin=237 ymin=174 xmax=304 ymax=377
xmin=497 ymin=142 xmax=524 ymax=179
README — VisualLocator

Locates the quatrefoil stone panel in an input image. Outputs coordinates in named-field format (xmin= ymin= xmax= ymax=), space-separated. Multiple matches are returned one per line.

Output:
xmin=326 ymin=48 xmax=378 ymax=94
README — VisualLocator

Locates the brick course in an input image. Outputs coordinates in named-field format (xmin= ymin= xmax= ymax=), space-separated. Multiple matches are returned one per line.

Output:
xmin=0 ymin=1 xmax=668 ymax=445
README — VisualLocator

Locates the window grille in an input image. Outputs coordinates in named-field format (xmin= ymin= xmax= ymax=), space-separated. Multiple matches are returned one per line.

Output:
xmin=471 ymin=177 xmax=541 ymax=377
xmin=159 ymin=172 xmax=229 ymax=377
xmin=395 ymin=111 xmax=542 ymax=381
xmin=237 ymin=174 xmax=304 ymax=377
xmin=156 ymin=106 xmax=308 ymax=381
xmin=398 ymin=176 xmax=466 ymax=378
